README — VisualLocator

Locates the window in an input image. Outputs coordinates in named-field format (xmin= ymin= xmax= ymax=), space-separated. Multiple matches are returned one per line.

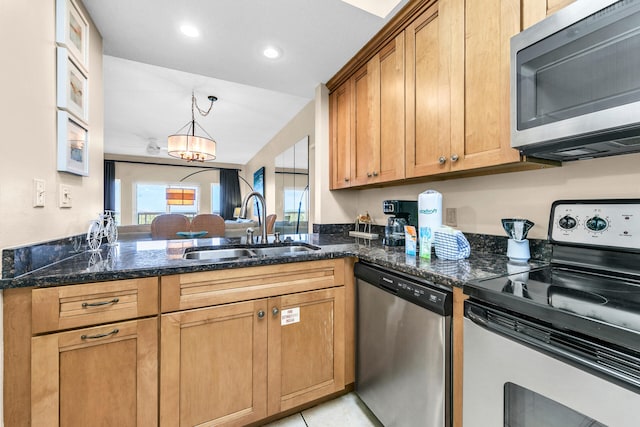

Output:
xmin=211 ymin=183 xmax=221 ymax=215
xmin=284 ymin=187 xmax=307 ymax=222
xmin=136 ymin=184 xmax=199 ymax=224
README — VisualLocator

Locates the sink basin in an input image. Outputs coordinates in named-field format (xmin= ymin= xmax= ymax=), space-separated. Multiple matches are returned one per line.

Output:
xmin=183 ymin=248 xmax=255 ymax=260
xmin=183 ymin=244 xmax=320 ymax=261
xmin=250 ymin=245 xmax=319 ymax=256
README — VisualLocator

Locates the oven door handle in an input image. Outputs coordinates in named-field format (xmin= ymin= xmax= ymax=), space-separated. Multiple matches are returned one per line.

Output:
xmin=466 ymin=304 xmax=489 ymax=327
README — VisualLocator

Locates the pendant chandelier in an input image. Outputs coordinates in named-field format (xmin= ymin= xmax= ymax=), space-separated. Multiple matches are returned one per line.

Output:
xmin=167 ymin=92 xmax=217 ymax=162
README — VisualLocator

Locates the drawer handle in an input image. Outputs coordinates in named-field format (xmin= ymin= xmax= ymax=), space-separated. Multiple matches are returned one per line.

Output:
xmin=82 ymin=298 xmax=120 ymax=308
xmin=81 ymin=329 xmax=119 ymax=340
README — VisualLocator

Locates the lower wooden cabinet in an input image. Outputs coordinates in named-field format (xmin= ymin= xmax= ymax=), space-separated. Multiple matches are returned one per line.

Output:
xmin=160 ymin=286 xmax=345 ymax=427
xmin=161 ymin=299 xmax=268 ymax=426
xmin=30 ymin=317 xmax=158 ymax=427
xmin=268 ymin=287 xmax=345 ymax=414
xmin=5 ymin=259 xmax=353 ymax=427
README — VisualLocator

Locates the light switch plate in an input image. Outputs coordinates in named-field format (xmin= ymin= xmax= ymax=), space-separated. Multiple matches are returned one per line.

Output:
xmin=59 ymin=184 xmax=72 ymax=208
xmin=33 ymin=179 xmax=45 ymax=207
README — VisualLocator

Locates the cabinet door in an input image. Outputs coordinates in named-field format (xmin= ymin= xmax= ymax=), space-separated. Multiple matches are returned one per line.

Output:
xmin=405 ymin=0 xmax=464 ymax=177
xmin=371 ymin=33 xmax=405 ymax=184
xmin=351 ymin=63 xmax=373 ymax=187
xmin=31 ymin=318 xmax=158 ymax=427
xmin=329 ymin=80 xmax=352 ymax=189
xmin=160 ymin=299 xmax=268 ymax=427
xmin=267 ymin=287 xmax=345 ymax=415
xmin=456 ymin=0 xmax=521 ymax=171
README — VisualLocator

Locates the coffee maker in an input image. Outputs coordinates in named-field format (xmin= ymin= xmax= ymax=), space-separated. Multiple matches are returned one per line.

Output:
xmin=382 ymin=200 xmax=418 ymax=246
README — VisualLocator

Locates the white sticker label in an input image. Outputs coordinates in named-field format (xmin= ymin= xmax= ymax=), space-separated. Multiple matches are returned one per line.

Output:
xmin=280 ymin=307 xmax=300 ymax=326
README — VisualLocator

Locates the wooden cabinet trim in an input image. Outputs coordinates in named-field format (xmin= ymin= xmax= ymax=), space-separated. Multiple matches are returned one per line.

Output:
xmin=452 ymin=286 xmax=468 ymax=427
xmin=161 ymin=259 xmax=344 ymax=312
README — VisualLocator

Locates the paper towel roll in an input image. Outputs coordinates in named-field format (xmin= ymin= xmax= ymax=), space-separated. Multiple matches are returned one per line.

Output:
xmin=418 ymin=190 xmax=442 ymax=244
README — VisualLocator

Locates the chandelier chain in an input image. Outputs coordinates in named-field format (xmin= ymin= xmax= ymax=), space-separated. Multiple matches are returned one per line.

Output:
xmin=192 ymin=92 xmax=215 ymax=117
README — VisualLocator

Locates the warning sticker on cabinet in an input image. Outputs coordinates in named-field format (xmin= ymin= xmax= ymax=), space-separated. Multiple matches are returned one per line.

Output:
xmin=280 ymin=307 xmax=300 ymax=326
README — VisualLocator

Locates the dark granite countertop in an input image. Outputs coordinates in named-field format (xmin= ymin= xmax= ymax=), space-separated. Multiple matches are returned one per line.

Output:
xmin=0 ymin=233 xmax=548 ymax=290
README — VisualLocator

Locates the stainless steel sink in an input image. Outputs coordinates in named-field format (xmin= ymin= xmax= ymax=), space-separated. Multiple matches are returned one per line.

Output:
xmin=183 ymin=248 xmax=255 ymax=260
xmin=250 ymin=245 xmax=318 ymax=256
xmin=183 ymin=244 xmax=320 ymax=261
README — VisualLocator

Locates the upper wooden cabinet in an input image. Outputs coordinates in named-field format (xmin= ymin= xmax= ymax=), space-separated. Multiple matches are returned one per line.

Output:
xmin=456 ymin=0 xmax=521 ymax=172
xmin=328 ymin=0 xmax=565 ymax=189
xmin=330 ymin=34 xmax=405 ymax=189
xmin=330 ymin=81 xmax=352 ymax=189
xmin=405 ymin=0 xmax=463 ymax=177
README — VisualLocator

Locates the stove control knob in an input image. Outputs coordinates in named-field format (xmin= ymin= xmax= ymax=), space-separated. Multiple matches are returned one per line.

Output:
xmin=586 ymin=216 xmax=608 ymax=232
xmin=558 ymin=215 xmax=577 ymax=230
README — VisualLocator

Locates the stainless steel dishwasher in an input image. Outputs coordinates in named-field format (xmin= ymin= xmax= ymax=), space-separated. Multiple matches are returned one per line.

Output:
xmin=355 ymin=262 xmax=452 ymax=427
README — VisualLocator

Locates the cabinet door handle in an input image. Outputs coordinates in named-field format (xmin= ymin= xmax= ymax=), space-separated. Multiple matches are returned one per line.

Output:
xmin=82 ymin=298 xmax=119 ymax=308
xmin=372 ymin=171 xmax=378 ymax=176
xmin=257 ymin=310 xmax=265 ymax=319
xmin=344 ymin=177 xmax=350 ymax=182
xmin=272 ymin=307 xmax=279 ymax=316
xmin=451 ymin=154 xmax=459 ymax=162
xmin=438 ymin=156 xmax=446 ymax=164
xmin=81 ymin=328 xmax=119 ymax=340
xmin=367 ymin=172 xmax=372 ymax=177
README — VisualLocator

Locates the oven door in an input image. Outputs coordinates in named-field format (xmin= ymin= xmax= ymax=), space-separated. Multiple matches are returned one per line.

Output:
xmin=463 ymin=306 xmax=640 ymax=426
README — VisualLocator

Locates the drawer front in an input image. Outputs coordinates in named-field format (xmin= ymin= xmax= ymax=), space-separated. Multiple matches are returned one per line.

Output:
xmin=32 ymin=277 xmax=159 ymax=334
xmin=161 ymin=259 xmax=346 ymax=312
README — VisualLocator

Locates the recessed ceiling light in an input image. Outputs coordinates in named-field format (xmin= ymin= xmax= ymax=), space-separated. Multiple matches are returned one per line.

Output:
xmin=180 ymin=24 xmax=200 ymax=38
xmin=263 ymin=46 xmax=281 ymax=59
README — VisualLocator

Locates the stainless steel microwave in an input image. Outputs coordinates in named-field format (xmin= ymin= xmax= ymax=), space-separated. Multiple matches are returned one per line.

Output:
xmin=510 ymin=0 xmax=640 ymax=161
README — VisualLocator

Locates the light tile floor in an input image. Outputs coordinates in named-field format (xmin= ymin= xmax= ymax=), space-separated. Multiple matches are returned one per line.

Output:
xmin=262 ymin=393 xmax=384 ymax=427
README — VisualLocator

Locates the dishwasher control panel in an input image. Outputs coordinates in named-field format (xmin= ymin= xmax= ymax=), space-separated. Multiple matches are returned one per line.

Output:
xmin=357 ymin=262 xmax=452 ymax=316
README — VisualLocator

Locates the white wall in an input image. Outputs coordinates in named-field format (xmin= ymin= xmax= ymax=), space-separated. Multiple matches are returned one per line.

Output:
xmin=313 ymin=84 xmax=358 ymax=225
xmin=0 ymin=0 xmax=104 ymax=250
xmin=0 ymin=0 xmax=103 ymax=423
xmin=312 ymin=87 xmax=640 ymax=240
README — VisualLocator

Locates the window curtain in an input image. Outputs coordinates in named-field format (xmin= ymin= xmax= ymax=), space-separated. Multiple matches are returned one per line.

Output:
xmin=104 ymin=160 xmax=116 ymax=211
xmin=220 ymin=169 xmax=242 ymax=220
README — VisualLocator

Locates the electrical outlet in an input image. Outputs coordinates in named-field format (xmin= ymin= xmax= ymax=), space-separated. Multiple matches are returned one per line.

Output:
xmin=445 ymin=208 xmax=457 ymax=226
xmin=59 ymin=184 xmax=72 ymax=208
xmin=33 ymin=179 xmax=45 ymax=207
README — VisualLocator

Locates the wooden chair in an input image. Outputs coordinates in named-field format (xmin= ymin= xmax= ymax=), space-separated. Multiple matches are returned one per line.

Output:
xmin=150 ymin=214 xmax=190 ymax=240
xmin=191 ymin=214 xmax=225 ymax=237
xmin=265 ymin=214 xmax=277 ymax=234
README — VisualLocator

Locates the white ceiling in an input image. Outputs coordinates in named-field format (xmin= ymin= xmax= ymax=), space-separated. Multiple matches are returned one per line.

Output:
xmin=84 ymin=0 xmax=408 ymax=165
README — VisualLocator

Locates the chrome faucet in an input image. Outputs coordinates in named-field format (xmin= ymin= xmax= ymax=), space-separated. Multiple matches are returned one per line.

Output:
xmin=239 ymin=191 xmax=267 ymax=244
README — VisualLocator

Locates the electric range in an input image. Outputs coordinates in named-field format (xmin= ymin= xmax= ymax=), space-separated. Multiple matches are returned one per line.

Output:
xmin=464 ymin=199 xmax=640 ymax=387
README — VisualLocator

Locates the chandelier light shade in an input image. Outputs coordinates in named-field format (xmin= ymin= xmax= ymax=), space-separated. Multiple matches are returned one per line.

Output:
xmin=166 ymin=188 xmax=196 ymax=205
xmin=168 ymin=92 xmax=218 ymax=162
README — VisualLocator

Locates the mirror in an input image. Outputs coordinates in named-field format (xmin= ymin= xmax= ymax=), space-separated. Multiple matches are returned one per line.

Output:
xmin=274 ymin=136 xmax=309 ymax=234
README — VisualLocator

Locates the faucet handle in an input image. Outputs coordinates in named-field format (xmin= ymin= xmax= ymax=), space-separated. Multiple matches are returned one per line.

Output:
xmin=273 ymin=231 xmax=281 ymax=244
xmin=246 ymin=227 xmax=255 ymax=244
